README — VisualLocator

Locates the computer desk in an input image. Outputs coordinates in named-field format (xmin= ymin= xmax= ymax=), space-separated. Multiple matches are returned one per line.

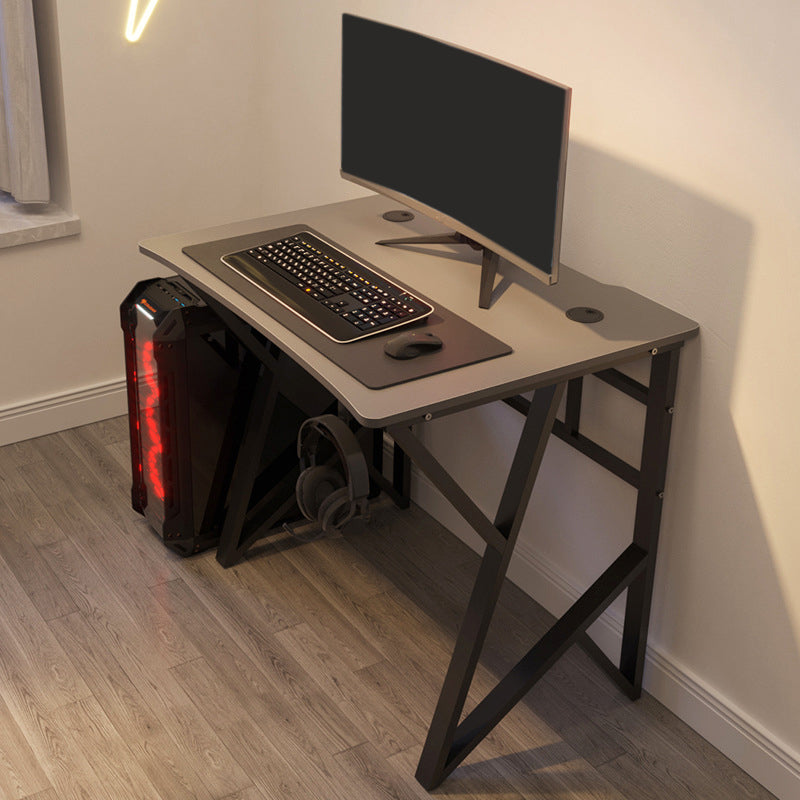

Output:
xmin=140 ymin=194 xmax=699 ymax=789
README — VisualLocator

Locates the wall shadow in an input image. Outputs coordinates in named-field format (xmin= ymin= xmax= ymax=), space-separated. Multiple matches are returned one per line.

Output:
xmin=417 ymin=138 xmax=800 ymax=767
xmin=553 ymin=140 xmax=800 ymax=757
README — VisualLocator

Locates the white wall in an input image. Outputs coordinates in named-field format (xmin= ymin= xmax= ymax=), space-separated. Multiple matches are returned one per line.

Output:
xmin=1 ymin=1 xmax=797 ymax=796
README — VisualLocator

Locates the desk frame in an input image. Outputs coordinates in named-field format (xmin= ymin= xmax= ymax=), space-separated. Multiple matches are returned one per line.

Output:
xmin=190 ymin=285 xmax=681 ymax=790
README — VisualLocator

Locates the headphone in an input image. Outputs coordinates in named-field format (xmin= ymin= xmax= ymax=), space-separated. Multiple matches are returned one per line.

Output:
xmin=296 ymin=414 xmax=370 ymax=532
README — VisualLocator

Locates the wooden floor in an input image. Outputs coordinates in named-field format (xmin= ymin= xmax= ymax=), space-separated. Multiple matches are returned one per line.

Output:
xmin=0 ymin=416 xmax=775 ymax=800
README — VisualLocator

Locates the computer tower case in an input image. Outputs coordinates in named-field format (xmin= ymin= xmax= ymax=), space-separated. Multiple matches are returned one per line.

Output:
xmin=121 ymin=276 xmax=336 ymax=556
xmin=121 ymin=277 xmax=239 ymax=554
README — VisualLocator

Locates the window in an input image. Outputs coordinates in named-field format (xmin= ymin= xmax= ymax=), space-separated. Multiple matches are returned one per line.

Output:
xmin=0 ymin=0 xmax=79 ymax=248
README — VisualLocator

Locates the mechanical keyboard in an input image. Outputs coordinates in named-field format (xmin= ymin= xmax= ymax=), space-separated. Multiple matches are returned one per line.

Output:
xmin=220 ymin=231 xmax=433 ymax=343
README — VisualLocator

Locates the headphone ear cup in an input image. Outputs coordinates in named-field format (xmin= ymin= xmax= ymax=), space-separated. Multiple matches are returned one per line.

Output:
xmin=317 ymin=486 xmax=354 ymax=532
xmin=296 ymin=466 xmax=346 ymax=521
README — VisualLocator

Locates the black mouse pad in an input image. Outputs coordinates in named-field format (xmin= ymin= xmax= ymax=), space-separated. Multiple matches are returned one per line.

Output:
xmin=183 ymin=225 xmax=511 ymax=389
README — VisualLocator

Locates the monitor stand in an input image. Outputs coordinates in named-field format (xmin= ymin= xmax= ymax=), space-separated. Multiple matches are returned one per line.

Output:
xmin=376 ymin=232 xmax=499 ymax=309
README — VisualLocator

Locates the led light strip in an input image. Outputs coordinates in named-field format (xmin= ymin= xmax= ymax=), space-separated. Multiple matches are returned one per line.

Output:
xmin=139 ymin=340 xmax=165 ymax=501
xmin=125 ymin=0 xmax=160 ymax=42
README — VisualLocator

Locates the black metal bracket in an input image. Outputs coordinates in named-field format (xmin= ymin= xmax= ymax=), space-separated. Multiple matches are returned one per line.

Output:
xmin=190 ymin=287 xmax=414 ymax=566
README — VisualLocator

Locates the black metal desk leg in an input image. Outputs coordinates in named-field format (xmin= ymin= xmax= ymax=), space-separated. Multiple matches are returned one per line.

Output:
xmin=620 ymin=348 xmax=681 ymax=694
xmin=391 ymin=382 xmax=564 ymax=789
xmin=215 ymin=356 xmax=280 ymax=567
xmin=392 ymin=441 xmax=411 ymax=507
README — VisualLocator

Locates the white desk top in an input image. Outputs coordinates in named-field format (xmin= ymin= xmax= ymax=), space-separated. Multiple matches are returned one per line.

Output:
xmin=140 ymin=195 xmax=698 ymax=426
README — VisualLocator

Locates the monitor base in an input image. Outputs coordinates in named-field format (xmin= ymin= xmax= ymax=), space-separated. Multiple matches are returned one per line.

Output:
xmin=376 ymin=232 xmax=498 ymax=309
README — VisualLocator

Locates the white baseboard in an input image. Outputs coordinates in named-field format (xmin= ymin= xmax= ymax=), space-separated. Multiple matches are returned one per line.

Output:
xmin=411 ymin=463 xmax=800 ymax=800
xmin=0 ymin=379 xmax=127 ymax=446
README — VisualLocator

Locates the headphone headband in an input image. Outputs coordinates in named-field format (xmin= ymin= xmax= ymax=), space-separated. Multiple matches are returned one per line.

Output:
xmin=297 ymin=414 xmax=370 ymax=505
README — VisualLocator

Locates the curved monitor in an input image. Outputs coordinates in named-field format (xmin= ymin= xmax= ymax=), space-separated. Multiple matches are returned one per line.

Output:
xmin=340 ymin=14 xmax=571 ymax=299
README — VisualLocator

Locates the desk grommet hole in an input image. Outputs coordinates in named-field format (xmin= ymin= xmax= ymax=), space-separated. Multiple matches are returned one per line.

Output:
xmin=382 ymin=210 xmax=415 ymax=223
xmin=566 ymin=306 xmax=604 ymax=323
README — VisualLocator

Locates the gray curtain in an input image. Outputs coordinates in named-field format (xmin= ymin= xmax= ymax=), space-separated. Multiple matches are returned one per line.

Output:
xmin=0 ymin=0 xmax=49 ymax=204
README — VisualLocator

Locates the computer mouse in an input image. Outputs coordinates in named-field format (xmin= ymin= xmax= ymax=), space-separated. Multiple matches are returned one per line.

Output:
xmin=384 ymin=330 xmax=443 ymax=360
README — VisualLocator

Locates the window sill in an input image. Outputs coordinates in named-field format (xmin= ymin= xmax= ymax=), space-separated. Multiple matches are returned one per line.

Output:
xmin=0 ymin=193 xmax=80 ymax=248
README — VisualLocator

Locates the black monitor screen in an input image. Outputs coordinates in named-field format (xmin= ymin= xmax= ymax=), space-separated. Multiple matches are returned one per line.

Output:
xmin=341 ymin=14 xmax=570 ymax=285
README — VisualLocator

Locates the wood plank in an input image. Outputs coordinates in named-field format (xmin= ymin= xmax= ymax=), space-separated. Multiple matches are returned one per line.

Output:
xmin=179 ymin=548 xmax=302 ymax=636
xmin=389 ymin=744 xmax=526 ymax=800
xmin=71 ymin=414 xmax=129 ymax=445
xmin=334 ymin=741 xmax=435 ymax=800
xmin=153 ymin=578 xmax=367 ymax=760
xmin=170 ymin=656 xmax=332 ymax=800
xmin=0 ymin=435 xmax=47 ymax=477
xmin=46 ymin=697 xmax=162 ymax=800
xmin=342 ymin=501 xmax=478 ymax=630
xmin=12 ymin=702 xmax=107 ymax=800
xmin=275 ymin=621 xmax=418 ymax=757
xmin=216 ymin=788 xmax=270 ymax=800
xmin=22 ymin=433 xmax=179 ymax=587
xmin=0 ymin=551 xmax=92 ymax=717
xmin=36 ymin=534 xmax=199 ymax=672
xmin=355 ymin=657 xmax=440 ymax=740
xmin=48 ymin=610 xmax=250 ymax=800
xmin=271 ymin=535 xmax=482 ymax=742
xmin=57 ymin=424 xmax=133 ymax=502
xmin=274 ymin=522 xmax=458 ymax=674
xmin=105 ymin=437 xmax=137 ymax=478
xmin=621 ymin=693 xmax=779 ymax=799
xmin=468 ymin=706 xmax=628 ymax=800
xmin=0 ymin=693 xmax=50 ymax=800
xmin=238 ymin=537 xmax=385 ymax=671
xmin=0 ymin=501 xmax=76 ymax=621
xmin=18 ymin=789 xmax=60 ymax=800
xmin=595 ymin=694 xmax=771 ymax=800
xmin=0 ymin=462 xmax=63 ymax=550
xmin=273 ymin=523 xmax=397 ymax=603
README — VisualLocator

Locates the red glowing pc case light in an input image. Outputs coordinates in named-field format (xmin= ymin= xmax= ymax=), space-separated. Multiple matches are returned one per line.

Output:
xmin=120 ymin=277 xmax=238 ymax=555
